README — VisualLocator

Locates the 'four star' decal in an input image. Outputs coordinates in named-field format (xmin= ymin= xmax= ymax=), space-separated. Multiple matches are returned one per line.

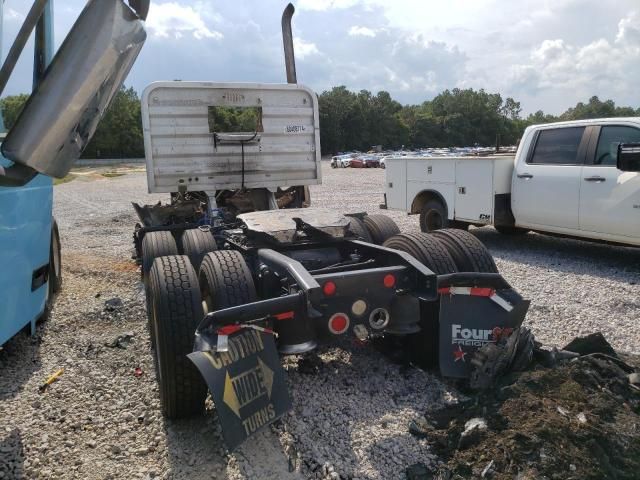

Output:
xmin=453 ymin=346 xmax=467 ymax=362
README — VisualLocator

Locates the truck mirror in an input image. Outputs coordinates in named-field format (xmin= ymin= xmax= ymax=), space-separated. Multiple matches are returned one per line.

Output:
xmin=1 ymin=0 xmax=147 ymax=182
xmin=617 ymin=143 xmax=640 ymax=172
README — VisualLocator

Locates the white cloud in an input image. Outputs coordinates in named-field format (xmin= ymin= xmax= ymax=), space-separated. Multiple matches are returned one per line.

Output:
xmin=147 ymin=2 xmax=223 ymax=40
xmin=616 ymin=11 xmax=640 ymax=45
xmin=507 ymin=11 xmax=640 ymax=102
xmin=293 ymin=37 xmax=321 ymax=59
xmin=297 ymin=0 xmax=359 ymax=11
xmin=5 ymin=8 xmax=25 ymax=21
xmin=348 ymin=26 xmax=376 ymax=37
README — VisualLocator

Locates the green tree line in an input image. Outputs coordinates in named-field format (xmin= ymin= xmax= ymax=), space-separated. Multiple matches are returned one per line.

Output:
xmin=1 ymin=86 xmax=638 ymax=158
xmin=319 ymin=87 xmax=640 ymax=154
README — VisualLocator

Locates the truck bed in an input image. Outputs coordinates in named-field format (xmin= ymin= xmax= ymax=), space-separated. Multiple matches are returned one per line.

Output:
xmin=385 ymin=155 xmax=515 ymax=224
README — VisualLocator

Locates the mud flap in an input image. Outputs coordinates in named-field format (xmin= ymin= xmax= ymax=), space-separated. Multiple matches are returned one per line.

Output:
xmin=438 ymin=288 xmax=530 ymax=378
xmin=188 ymin=329 xmax=292 ymax=450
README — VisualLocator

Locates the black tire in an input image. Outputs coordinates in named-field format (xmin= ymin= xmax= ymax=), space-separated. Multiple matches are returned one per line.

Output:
xmin=199 ymin=251 xmax=257 ymax=313
xmin=383 ymin=233 xmax=457 ymax=274
xmin=142 ymin=231 xmax=178 ymax=279
xmin=49 ymin=219 xmax=62 ymax=294
xmin=346 ymin=216 xmax=373 ymax=243
xmin=363 ymin=214 xmax=400 ymax=245
xmin=419 ymin=199 xmax=447 ymax=232
xmin=149 ymin=255 xmax=207 ymax=419
xmin=181 ymin=228 xmax=217 ymax=270
xmin=43 ymin=219 xmax=62 ymax=322
xmin=430 ymin=229 xmax=498 ymax=273
xmin=379 ymin=233 xmax=457 ymax=369
xmin=494 ymin=225 xmax=528 ymax=235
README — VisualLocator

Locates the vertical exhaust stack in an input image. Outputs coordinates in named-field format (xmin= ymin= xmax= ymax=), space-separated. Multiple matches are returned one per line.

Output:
xmin=282 ymin=3 xmax=297 ymax=84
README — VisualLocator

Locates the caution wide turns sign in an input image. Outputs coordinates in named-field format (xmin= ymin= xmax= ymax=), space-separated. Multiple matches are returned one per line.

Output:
xmin=188 ymin=329 xmax=292 ymax=450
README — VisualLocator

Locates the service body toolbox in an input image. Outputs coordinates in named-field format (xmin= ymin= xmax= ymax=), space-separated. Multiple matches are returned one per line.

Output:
xmin=385 ymin=156 xmax=515 ymax=227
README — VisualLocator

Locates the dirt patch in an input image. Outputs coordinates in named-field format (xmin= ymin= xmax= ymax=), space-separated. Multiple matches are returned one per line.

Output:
xmin=420 ymin=354 xmax=640 ymax=479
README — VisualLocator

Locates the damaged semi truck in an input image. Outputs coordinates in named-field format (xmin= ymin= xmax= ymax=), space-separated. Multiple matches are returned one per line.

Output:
xmin=133 ymin=4 xmax=531 ymax=450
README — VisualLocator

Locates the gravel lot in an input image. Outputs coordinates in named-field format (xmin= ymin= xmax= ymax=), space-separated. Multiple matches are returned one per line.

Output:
xmin=1 ymin=163 xmax=638 ymax=480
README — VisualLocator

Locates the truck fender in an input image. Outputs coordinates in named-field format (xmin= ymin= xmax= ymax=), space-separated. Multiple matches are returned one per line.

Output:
xmin=410 ymin=190 xmax=451 ymax=220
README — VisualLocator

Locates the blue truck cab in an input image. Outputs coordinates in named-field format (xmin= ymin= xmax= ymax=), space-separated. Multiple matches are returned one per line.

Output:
xmin=0 ymin=0 xmax=148 ymax=346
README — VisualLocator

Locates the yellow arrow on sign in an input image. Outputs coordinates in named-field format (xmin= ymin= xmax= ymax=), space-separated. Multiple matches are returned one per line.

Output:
xmin=223 ymin=371 xmax=241 ymax=418
xmin=258 ymin=357 xmax=274 ymax=398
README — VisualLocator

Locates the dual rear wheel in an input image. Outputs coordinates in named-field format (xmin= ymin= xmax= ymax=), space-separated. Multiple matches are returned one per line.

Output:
xmin=380 ymin=228 xmax=498 ymax=368
xmin=148 ymin=248 xmax=256 ymax=419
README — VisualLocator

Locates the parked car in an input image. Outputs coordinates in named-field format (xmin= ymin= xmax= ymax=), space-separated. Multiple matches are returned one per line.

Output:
xmin=362 ymin=155 xmax=380 ymax=168
xmin=348 ymin=156 xmax=365 ymax=168
xmin=331 ymin=154 xmax=354 ymax=168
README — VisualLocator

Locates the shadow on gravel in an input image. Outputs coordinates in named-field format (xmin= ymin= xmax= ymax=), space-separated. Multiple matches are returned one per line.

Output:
xmin=0 ymin=330 xmax=42 ymax=402
xmin=162 ymin=414 xmax=228 ymax=480
xmin=0 ymin=428 xmax=25 ymax=479
xmin=163 ymin=412 xmax=300 ymax=479
xmin=472 ymin=227 xmax=640 ymax=282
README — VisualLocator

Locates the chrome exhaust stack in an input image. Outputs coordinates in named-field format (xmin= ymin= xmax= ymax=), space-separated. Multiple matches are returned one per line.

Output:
xmin=281 ymin=3 xmax=297 ymax=84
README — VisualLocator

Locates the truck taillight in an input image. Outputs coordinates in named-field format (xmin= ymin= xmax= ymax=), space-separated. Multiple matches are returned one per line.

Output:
xmin=328 ymin=313 xmax=349 ymax=334
xmin=323 ymin=281 xmax=337 ymax=296
xmin=383 ymin=274 xmax=396 ymax=288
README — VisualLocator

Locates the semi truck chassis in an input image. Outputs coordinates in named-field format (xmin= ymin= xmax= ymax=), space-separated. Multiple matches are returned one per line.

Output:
xmin=133 ymin=204 xmax=529 ymax=449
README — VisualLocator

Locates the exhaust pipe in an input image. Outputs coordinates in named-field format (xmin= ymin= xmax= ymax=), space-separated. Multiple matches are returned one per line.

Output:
xmin=281 ymin=3 xmax=296 ymax=84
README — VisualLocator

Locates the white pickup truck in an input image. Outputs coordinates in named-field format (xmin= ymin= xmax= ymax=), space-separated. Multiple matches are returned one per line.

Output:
xmin=382 ymin=118 xmax=640 ymax=246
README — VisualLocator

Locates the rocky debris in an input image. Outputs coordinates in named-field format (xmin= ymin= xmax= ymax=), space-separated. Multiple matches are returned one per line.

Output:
xmin=457 ymin=418 xmax=487 ymax=450
xmin=563 ymin=331 xmax=617 ymax=356
xmin=104 ymin=331 xmax=135 ymax=349
xmin=423 ymin=352 xmax=640 ymax=480
xmin=104 ymin=297 xmax=124 ymax=312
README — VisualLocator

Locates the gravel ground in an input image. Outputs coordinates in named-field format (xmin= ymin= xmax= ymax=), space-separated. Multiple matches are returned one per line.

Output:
xmin=1 ymin=163 xmax=638 ymax=480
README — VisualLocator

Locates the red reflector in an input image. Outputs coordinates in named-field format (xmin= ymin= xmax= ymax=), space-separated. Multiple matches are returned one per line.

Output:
xmin=328 ymin=313 xmax=349 ymax=334
xmin=323 ymin=281 xmax=337 ymax=296
xmin=217 ymin=325 xmax=242 ymax=335
xmin=438 ymin=287 xmax=451 ymax=295
xmin=470 ymin=287 xmax=495 ymax=297
xmin=383 ymin=274 xmax=396 ymax=288
xmin=274 ymin=311 xmax=295 ymax=320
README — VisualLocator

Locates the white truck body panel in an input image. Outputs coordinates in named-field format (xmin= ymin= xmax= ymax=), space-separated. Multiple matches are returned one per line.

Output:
xmin=386 ymin=156 xmax=514 ymax=224
xmin=385 ymin=117 xmax=640 ymax=247
xmin=141 ymin=82 xmax=321 ymax=194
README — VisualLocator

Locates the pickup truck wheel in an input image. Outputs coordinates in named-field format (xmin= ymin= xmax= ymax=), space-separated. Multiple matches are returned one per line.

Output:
xmin=363 ymin=214 xmax=400 ymax=245
xmin=419 ymin=199 xmax=449 ymax=232
xmin=142 ymin=231 xmax=178 ymax=280
xmin=181 ymin=228 xmax=217 ymax=270
xmin=199 ymin=251 xmax=257 ymax=313
xmin=430 ymin=229 xmax=498 ymax=273
xmin=346 ymin=217 xmax=373 ymax=243
xmin=383 ymin=233 xmax=457 ymax=274
xmin=149 ymin=255 xmax=207 ymax=419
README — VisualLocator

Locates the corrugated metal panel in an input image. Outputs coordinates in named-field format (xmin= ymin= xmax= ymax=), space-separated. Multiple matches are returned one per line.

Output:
xmin=141 ymin=82 xmax=321 ymax=193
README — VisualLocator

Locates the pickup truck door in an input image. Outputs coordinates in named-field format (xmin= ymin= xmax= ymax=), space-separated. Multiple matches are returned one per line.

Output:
xmin=579 ymin=124 xmax=640 ymax=238
xmin=512 ymin=126 xmax=588 ymax=230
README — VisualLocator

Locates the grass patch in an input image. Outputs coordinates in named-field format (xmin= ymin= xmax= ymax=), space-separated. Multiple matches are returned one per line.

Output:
xmin=53 ymin=174 xmax=76 ymax=185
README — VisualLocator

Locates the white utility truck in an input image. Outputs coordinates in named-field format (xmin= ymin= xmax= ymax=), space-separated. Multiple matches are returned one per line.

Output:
xmin=382 ymin=118 xmax=640 ymax=246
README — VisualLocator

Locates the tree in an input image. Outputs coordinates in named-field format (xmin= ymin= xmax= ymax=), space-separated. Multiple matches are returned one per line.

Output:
xmin=0 ymin=93 xmax=29 ymax=130
xmin=82 ymin=86 xmax=144 ymax=158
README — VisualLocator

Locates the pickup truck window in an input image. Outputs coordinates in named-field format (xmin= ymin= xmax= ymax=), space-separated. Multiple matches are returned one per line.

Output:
xmin=528 ymin=127 xmax=585 ymax=165
xmin=594 ymin=126 xmax=640 ymax=166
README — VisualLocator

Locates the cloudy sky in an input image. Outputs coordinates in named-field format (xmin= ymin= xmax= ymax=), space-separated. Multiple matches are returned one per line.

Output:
xmin=2 ymin=0 xmax=639 ymax=114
